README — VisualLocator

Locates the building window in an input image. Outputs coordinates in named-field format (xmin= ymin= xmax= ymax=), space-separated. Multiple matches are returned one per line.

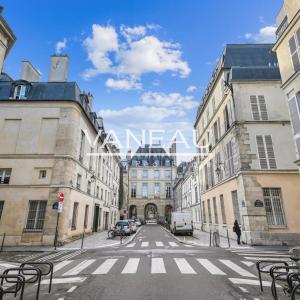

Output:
xmin=0 ymin=169 xmax=11 ymax=184
xmin=250 ymin=95 xmax=268 ymax=121
xmin=13 ymin=85 xmax=28 ymax=100
xmin=101 ymin=188 xmax=103 ymax=200
xmin=84 ymin=205 xmax=89 ymax=229
xmin=226 ymin=140 xmax=234 ymax=176
xmin=143 ymin=170 xmax=148 ymax=179
xmin=220 ymin=195 xmax=227 ymax=224
xmin=131 ymin=183 xmax=137 ymax=198
xmin=89 ymin=147 xmax=93 ymax=170
xmin=131 ymin=169 xmax=137 ymax=178
xmin=166 ymin=183 xmax=171 ymax=198
xmin=76 ymin=174 xmax=82 ymax=190
xmin=165 ymin=159 xmax=170 ymax=167
xmin=212 ymin=197 xmax=218 ymax=224
xmin=154 ymin=183 xmax=160 ymax=198
xmin=209 ymin=159 xmax=215 ymax=187
xmin=231 ymin=190 xmax=241 ymax=224
xmin=289 ymin=28 xmax=300 ymax=72
xmin=71 ymin=202 xmax=79 ymax=230
xmin=213 ymin=121 xmax=219 ymax=144
xmin=0 ymin=201 xmax=4 ymax=220
xmin=87 ymin=181 xmax=91 ymax=195
xmin=207 ymin=199 xmax=212 ymax=223
xmin=165 ymin=170 xmax=171 ymax=179
xmin=79 ymin=130 xmax=85 ymax=163
xmin=263 ymin=188 xmax=286 ymax=226
xmin=154 ymin=170 xmax=160 ymax=179
xmin=204 ymin=164 xmax=209 ymax=190
xmin=202 ymin=201 xmax=206 ymax=223
xmin=96 ymin=186 xmax=99 ymax=198
xmin=142 ymin=183 xmax=148 ymax=198
xmin=25 ymin=200 xmax=47 ymax=231
xmin=256 ymin=135 xmax=277 ymax=169
xmin=223 ymin=105 xmax=230 ymax=131
xmin=39 ymin=170 xmax=47 ymax=179
xmin=195 ymin=187 xmax=199 ymax=203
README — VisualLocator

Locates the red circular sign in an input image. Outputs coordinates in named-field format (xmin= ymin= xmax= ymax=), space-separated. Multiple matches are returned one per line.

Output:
xmin=59 ymin=193 xmax=64 ymax=202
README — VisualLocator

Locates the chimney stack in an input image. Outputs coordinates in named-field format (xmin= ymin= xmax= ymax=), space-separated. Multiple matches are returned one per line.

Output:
xmin=21 ymin=61 xmax=40 ymax=82
xmin=48 ymin=55 xmax=69 ymax=82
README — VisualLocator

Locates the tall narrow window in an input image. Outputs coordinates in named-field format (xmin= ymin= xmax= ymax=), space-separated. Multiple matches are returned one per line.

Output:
xmin=154 ymin=183 xmax=160 ymax=198
xmin=289 ymin=29 xmax=300 ymax=72
xmin=202 ymin=201 xmax=206 ymax=223
xmin=263 ymin=188 xmax=286 ymax=226
xmin=84 ymin=205 xmax=89 ymax=229
xmin=131 ymin=169 xmax=137 ymax=178
xmin=223 ymin=105 xmax=230 ymax=131
xmin=142 ymin=183 xmax=148 ymax=198
xmin=226 ymin=140 xmax=234 ymax=176
xmin=256 ymin=135 xmax=277 ymax=169
xmin=212 ymin=197 xmax=218 ymax=224
xmin=79 ymin=130 xmax=85 ymax=163
xmin=231 ymin=190 xmax=241 ymax=224
xmin=204 ymin=164 xmax=209 ymax=190
xmin=89 ymin=147 xmax=93 ymax=170
xmin=165 ymin=170 xmax=171 ymax=178
xmin=25 ymin=201 xmax=47 ymax=230
xmin=0 ymin=201 xmax=4 ymax=220
xmin=220 ymin=195 xmax=227 ymax=224
xmin=143 ymin=170 xmax=148 ymax=179
xmin=131 ymin=183 xmax=137 ymax=198
xmin=87 ymin=181 xmax=91 ymax=195
xmin=154 ymin=170 xmax=160 ymax=178
xmin=213 ymin=121 xmax=219 ymax=143
xmin=166 ymin=183 xmax=171 ymax=198
xmin=0 ymin=169 xmax=11 ymax=184
xmin=76 ymin=174 xmax=82 ymax=189
xmin=207 ymin=199 xmax=212 ymax=223
xmin=13 ymin=85 xmax=28 ymax=100
xmin=71 ymin=202 xmax=79 ymax=230
xmin=250 ymin=95 xmax=268 ymax=120
xmin=209 ymin=159 xmax=215 ymax=187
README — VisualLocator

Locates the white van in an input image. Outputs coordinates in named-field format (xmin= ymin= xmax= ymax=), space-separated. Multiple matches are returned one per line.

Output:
xmin=170 ymin=212 xmax=193 ymax=236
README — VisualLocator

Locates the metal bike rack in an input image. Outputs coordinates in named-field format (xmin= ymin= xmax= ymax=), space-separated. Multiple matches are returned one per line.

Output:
xmin=3 ymin=267 xmax=42 ymax=300
xmin=20 ymin=261 xmax=54 ymax=293
xmin=256 ymin=260 xmax=289 ymax=292
xmin=0 ymin=273 xmax=26 ymax=300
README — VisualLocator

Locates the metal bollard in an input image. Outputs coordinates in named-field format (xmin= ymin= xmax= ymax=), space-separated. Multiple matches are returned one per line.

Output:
xmin=226 ymin=228 xmax=231 ymax=248
xmin=0 ymin=233 xmax=5 ymax=252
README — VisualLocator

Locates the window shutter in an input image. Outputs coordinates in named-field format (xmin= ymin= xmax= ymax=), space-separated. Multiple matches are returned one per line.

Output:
xmin=288 ymin=95 xmax=300 ymax=134
xmin=289 ymin=35 xmax=300 ymax=71
xmin=265 ymin=135 xmax=277 ymax=169
xmin=258 ymin=95 xmax=268 ymax=120
xmin=250 ymin=96 xmax=260 ymax=120
xmin=296 ymin=28 xmax=300 ymax=47
xmin=256 ymin=135 xmax=268 ymax=169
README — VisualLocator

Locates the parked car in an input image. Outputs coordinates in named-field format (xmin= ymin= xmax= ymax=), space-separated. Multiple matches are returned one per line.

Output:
xmin=133 ymin=218 xmax=142 ymax=227
xmin=170 ymin=212 xmax=193 ymax=236
xmin=115 ymin=220 xmax=131 ymax=236
xmin=128 ymin=220 xmax=137 ymax=233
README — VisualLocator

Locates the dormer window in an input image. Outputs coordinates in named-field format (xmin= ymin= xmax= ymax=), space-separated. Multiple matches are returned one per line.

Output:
xmin=13 ymin=85 xmax=28 ymax=100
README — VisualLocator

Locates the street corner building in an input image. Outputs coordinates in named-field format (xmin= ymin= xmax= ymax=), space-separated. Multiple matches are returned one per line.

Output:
xmin=273 ymin=0 xmax=300 ymax=171
xmin=125 ymin=144 xmax=177 ymax=223
xmin=194 ymin=43 xmax=300 ymax=246
xmin=0 ymin=14 xmax=121 ymax=246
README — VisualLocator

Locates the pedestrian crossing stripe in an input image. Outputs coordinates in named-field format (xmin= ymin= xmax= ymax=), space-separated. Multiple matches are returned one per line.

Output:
xmin=63 ymin=259 xmax=96 ymax=276
xmin=219 ymin=260 xmax=256 ymax=278
xmin=93 ymin=258 xmax=118 ymax=275
xmin=121 ymin=258 xmax=140 ymax=274
xmin=174 ymin=258 xmax=196 ymax=274
xmin=197 ymin=259 xmax=226 ymax=275
xmin=125 ymin=241 xmax=192 ymax=248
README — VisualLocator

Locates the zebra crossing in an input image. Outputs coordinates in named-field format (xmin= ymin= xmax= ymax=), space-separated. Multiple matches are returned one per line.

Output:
xmin=46 ymin=256 xmax=257 ymax=278
xmin=125 ymin=241 xmax=192 ymax=248
xmin=226 ymin=247 xmax=291 ymax=262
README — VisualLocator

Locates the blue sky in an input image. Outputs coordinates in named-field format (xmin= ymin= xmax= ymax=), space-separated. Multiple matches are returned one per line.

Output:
xmin=2 ymin=0 xmax=282 ymax=156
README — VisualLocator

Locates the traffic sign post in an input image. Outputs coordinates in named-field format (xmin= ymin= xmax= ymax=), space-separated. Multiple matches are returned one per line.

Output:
xmin=54 ymin=193 xmax=64 ymax=250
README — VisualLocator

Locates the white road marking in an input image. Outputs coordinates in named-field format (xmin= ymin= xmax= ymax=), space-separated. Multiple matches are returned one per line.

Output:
xmin=121 ymin=258 xmax=140 ymax=274
xmin=126 ymin=243 xmax=136 ymax=248
xmin=63 ymin=260 xmax=95 ymax=276
xmin=0 ymin=263 xmax=18 ymax=269
xmin=92 ymin=259 xmax=118 ymax=275
xmin=155 ymin=241 xmax=164 ymax=247
xmin=184 ymin=244 xmax=194 ymax=248
xmin=237 ymin=253 xmax=289 ymax=257
xmin=174 ymin=258 xmax=196 ymax=274
xmin=243 ymin=257 xmax=289 ymax=261
xmin=219 ymin=260 xmax=256 ymax=278
xmin=151 ymin=258 xmax=166 ymax=274
xmin=241 ymin=261 xmax=255 ymax=267
xmin=169 ymin=242 xmax=178 ymax=247
xmin=41 ymin=277 xmax=86 ymax=284
xmin=67 ymin=286 xmax=77 ymax=293
xmin=238 ymin=286 xmax=249 ymax=293
xmin=54 ymin=260 xmax=73 ymax=273
xmin=197 ymin=259 xmax=226 ymax=275
xmin=228 ymin=278 xmax=272 ymax=287
xmin=58 ymin=250 xmax=83 ymax=261
xmin=141 ymin=242 xmax=149 ymax=247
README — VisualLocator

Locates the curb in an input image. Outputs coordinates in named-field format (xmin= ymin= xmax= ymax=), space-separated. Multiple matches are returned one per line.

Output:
xmin=160 ymin=225 xmax=195 ymax=246
xmin=122 ymin=226 xmax=142 ymax=246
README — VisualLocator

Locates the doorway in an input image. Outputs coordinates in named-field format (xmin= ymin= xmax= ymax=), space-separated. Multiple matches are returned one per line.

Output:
xmin=93 ymin=205 xmax=100 ymax=232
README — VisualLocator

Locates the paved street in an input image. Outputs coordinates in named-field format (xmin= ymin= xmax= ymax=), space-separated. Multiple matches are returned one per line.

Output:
xmin=0 ymin=225 xmax=291 ymax=300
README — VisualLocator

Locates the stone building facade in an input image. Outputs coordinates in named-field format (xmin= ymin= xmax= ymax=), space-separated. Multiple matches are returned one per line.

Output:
xmin=0 ymin=56 xmax=121 ymax=246
xmin=273 ymin=0 xmax=300 ymax=170
xmin=127 ymin=145 xmax=177 ymax=222
xmin=194 ymin=44 xmax=300 ymax=245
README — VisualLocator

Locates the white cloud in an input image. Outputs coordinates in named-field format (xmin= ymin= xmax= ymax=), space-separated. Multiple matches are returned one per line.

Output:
xmin=83 ymin=24 xmax=119 ymax=79
xmin=55 ymin=38 xmax=67 ymax=54
xmin=141 ymin=91 xmax=198 ymax=110
xmin=99 ymin=105 xmax=185 ymax=125
xmin=83 ymin=24 xmax=190 ymax=80
xmin=105 ymin=78 xmax=142 ymax=90
xmin=186 ymin=85 xmax=197 ymax=93
xmin=244 ymin=25 xmax=277 ymax=43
